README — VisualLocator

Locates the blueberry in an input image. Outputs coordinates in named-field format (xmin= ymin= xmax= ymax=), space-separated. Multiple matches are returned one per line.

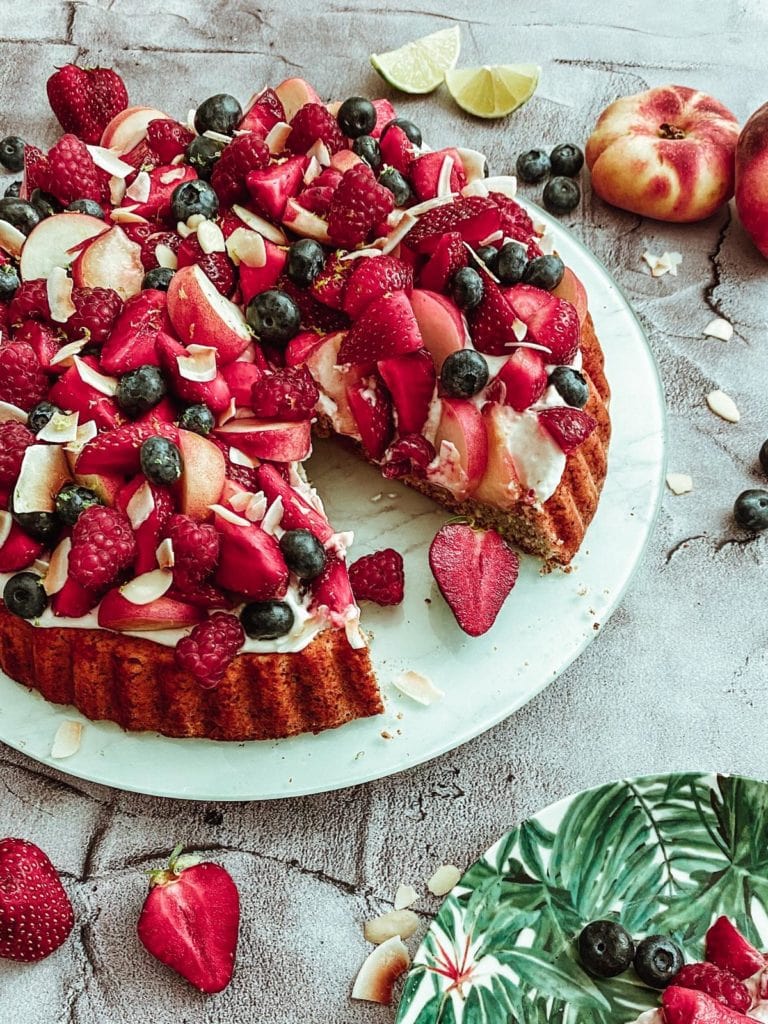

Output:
xmin=194 ymin=94 xmax=243 ymax=137
xmin=761 ymin=439 xmax=768 ymax=475
xmin=578 ymin=921 xmax=634 ymax=978
xmin=3 ymin=572 xmax=47 ymax=619
xmin=179 ymin=404 xmax=215 ymax=436
xmin=29 ymin=188 xmax=59 ymax=220
xmin=633 ymin=936 xmax=683 ymax=989
xmin=66 ymin=198 xmax=105 ymax=218
xmin=516 ymin=148 xmax=550 ymax=184
xmin=550 ymin=143 xmax=584 ymax=177
xmin=140 ymin=435 xmax=183 ymax=485
xmin=451 ymin=267 xmax=484 ymax=310
xmin=381 ymin=118 xmax=422 ymax=147
xmin=0 ymin=197 xmax=40 ymax=236
xmin=240 ymin=600 xmax=295 ymax=640
xmin=116 ymin=365 xmax=167 ymax=418
xmin=441 ymin=349 xmax=489 ymax=398
xmin=522 ymin=254 xmax=565 ymax=291
xmin=0 ymin=263 xmax=20 ymax=301
xmin=246 ymin=289 xmax=301 ymax=346
xmin=170 ymin=179 xmax=219 ymax=223
xmin=27 ymin=401 xmax=60 ymax=434
xmin=734 ymin=489 xmax=768 ymax=531
xmin=378 ymin=166 xmax=412 ymax=206
xmin=279 ymin=529 xmax=327 ymax=580
xmin=55 ymin=483 xmax=101 ymax=526
xmin=496 ymin=242 xmax=528 ymax=285
xmin=10 ymin=507 xmax=60 ymax=544
xmin=352 ymin=134 xmax=382 ymax=171
xmin=287 ymin=239 xmax=325 ymax=287
xmin=0 ymin=136 xmax=25 ymax=173
xmin=543 ymin=176 xmax=581 ymax=214
xmin=337 ymin=97 xmax=377 ymax=138
xmin=474 ymin=245 xmax=499 ymax=273
xmin=549 ymin=366 xmax=588 ymax=408
xmin=142 ymin=267 xmax=175 ymax=291
xmin=4 ymin=180 xmax=20 ymax=198
xmin=184 ymin=135 xmax=225 ymax=180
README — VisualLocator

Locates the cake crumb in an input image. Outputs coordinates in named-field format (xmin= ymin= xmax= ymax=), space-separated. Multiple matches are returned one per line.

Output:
xmin=666 ymin=472 xmax=693 ymax=495
xmin=577 ymin=584 xmax=589 ymax=596
xmin=370 ymin=493 xmax=383 ymax=503
xmin=380 ymin=730 xmax=394 ymax=740
xmin=706 ymin=389 xmax=740 ymax=423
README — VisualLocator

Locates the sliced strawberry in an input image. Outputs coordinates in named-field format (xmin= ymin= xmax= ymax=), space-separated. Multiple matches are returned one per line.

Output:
xmin=12 ymin=321 xmax=61 ymax=373
xmin=337 ymin=290 xmax=422 ymax=364
xmin=488 ymin=349 xmax=548 ymax=411
xmin=238 ymin=240 xmax=288 ymax=305
xmin=504 ymin=283 xmax=553 ymax=322
xmin=48 ymin=357 xmax=123 ymax=430
xmin=76 ymin=421 xmax=178 ymax=476
xmin=123 ymin=165 xmax=198 ymax=222
xmin=51 ymin=576 xmax=100 ymax=617
xmin=370 ymin=99 xmax=397 ymax=138
xmin=220 ymin=361 xmax=264 ymax=405
xmin=246 ymin=155 xmax=308 ymax=221
xmin=0 ymin=521 xmax=44 ymax=571
xmin=378 ymin=348 xmax=436 ymax=434
xmin=135 ymin=396 xmax=178 ymax=428
xmin=309 ymin=250 xmax=354 ymax=310
xmin=239 ymin=88 xmax=285 ymax=134
xmin=346 ymin=376 xmax=394 ymax=460
xmin=115 ymin=476 xmax=174 ymax=574
xmin=100 ymin=289 xmax=168 ymax=374
xmin=538 ymin=407 xmax=597 ymax=454
xmin=418 ymin=232 xmax=467 ymax=293
xmin=706 ymin=918 xmax=766 ymax=980
xmin=406 ymin=196 xmax=501 ymax=254
xmin=409 ymin=148 xmax=467 ymax=201
xmin=379 ymin=124 xmax=415 ymax=175
xmin=309 ymin=555 xmax=355 ymax=628
xmin=342 ymin=255 xmax=413 ymax=319
xmin=284 ymin=331 xmax=326 ymax=367
xmin=429 ymin=523 xmax=519 ymax=637
xmin=155 ymin=332 xmax=232 ymax=413
xmin=146 ymin=119 xmax=195 ymax=163
xmin=213 ymin=512 xmax=289 ymax=600
xmin=254 ymin=463 xmax=332 ymax=541
xmin=662 ymin=986 xmax=756 ymax=1024
xmin=673 ymin=963 xmax=751 ymax=1013
xmin=468 ymin=275 xmax=524 ymax=355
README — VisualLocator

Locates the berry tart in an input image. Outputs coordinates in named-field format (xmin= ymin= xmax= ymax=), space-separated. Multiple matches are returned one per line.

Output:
xmin=0 ymin=70 xmax=609 ymax=741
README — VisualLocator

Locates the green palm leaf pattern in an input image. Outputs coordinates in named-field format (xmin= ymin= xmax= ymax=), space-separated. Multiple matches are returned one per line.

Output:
xmin=396 ymin=773 xmax=768 ymax=1024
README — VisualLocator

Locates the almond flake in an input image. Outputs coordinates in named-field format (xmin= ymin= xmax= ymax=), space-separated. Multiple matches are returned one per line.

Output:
xmin=125 ymin=170 xmax=151 ymax=203
xmin=245 ymin=492 xmax=268 ymax=522
xmin=47 ymin=267 xmax=76 ymax=323
xmin=226 ymin=227 xmax=267 ymax=268
xmin=73 ymin=355 xmax=118 ymax=396
xmin=110 ymin=207 xmax=148 ymax=225
xmin=265 ymin=121 xmax=292 ymax=154
xmin=86 ymin=146 xmax=135 ymax=178
xmin=232 ymin=204 xmax=287 ymax=244
xmin=351 ymin=936 xmax=410 ymax=1005
xmin=209 ymin=503 xmax=250 ymax=527
xmin=49 ymin=337 xmax=89 ymax=367
xmin=478 ymin=229 xmax=504 ymax=247
xmin=666 ymin=472 xmax=693 ymax=495
xmin=197 ymin=219 xmax=226 ymax=254
xmin=364 ymin=909 xmax=419 ymax=945
xmin=51 ymin=720 xmax=83 ymax=760
xmin=307 ymin=138 xmax=331 ymax=167
xmin=37 ymin=410 xmax=79 ymax=444
xmin=228 ymin=490 xmax=254 ymax=513
xmin=43 ymin=537 xmax=72 ymax=596
xmin=704 ymin=317 xmax=733 ymax=342
xmin=706 ymin=389 xmax=740 ymax=423
xmin=427 ymin=864 xmax=461 ymax=896
xmin=155 ymin=537 xmax=175 ymax=570
xmin=393 ymin=669 xmax=444 ymax=706
xmin=0 ymin=510 xmax=12 ymax=547
xmin=261 ymin=495 xmax=284 ymax=535
xmin=394 ymin=884 xmax=418 ymax=910
xmin=217 ymin=398 xmax=237 ymax=426
xmin=0 ymin=401 xmax=28 ymax=423
xmin=228 ymin=446 xmax=257 ymax=468
xmin=177 ymin=345 xmax=217 ymax=383
xmin=436 ymin=155 xmax=455 ymax=198
xmin=126 ymin=480 xmax=155 ymax=529
xmin=512 ymin=317 xmax=528 ymax=342
xmin=155 ymin=243 xmax=178 ymax=269
xmin=186 ymin=213 xmax=206 ymax=231
xmin=0 ymin=219 xmax=26 ymax=257
xmin=120 ymin=568 xmax=173 ymax=605
xmin=13 ymin=445 xmax=70 ymax=514
xmin=176 ymin=220 xmax=193 ymax=238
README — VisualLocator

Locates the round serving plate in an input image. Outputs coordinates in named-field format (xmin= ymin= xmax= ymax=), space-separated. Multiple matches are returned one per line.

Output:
xmin=0 ymin=203 xmax=666 ymax=800
xmin=396 ymin=772 xmax=768 ymax=1024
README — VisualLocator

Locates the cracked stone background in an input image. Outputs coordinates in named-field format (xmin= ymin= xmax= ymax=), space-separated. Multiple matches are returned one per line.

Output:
xmin=1 ymin=0 xmax=767 ymax=1020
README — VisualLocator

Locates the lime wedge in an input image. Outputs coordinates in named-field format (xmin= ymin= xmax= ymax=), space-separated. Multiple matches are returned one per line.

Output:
xmin=445 ymin=64 xmax=541 ymax=118
xmin=371 ymin=26 xmax=461 ymax=94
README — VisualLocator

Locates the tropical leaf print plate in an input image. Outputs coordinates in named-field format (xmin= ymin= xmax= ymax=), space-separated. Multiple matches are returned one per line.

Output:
xmin=396 ymin=773 xmax=768 ymax=1024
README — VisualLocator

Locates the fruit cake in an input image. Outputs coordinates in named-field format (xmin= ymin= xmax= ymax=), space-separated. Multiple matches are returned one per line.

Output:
xmin=0 ymin=71 xmax=609 ymax=741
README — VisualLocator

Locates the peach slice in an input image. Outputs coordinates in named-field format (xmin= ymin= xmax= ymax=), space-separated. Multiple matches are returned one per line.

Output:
xmin=473 ymin=402 xmax=523 ymax=509
xmin=98 ymin=589 xmax=204 ymax=631
xmin=431 ymin=398 xmax=488 ymax=497
xmin=214 ymin=418 xmax=311 ymax=462
xmin=99 ymin=105 xmax=170 ymax=154
xmin=167 ymin=264 xmax=251 ymax=364
xmin=71 ymin=225 xmax=144 ymax=300
xmin=409 ymin=289 xmax=468 ymax=371
xmin=19 ymin=212 xmax=107 ymax=282
xmin=552 ymin=267 xmax=588 ymax=326
xmin=305 ymin=331 xmax=366 ymax=435
xmin=177 ymin=429 xmax=226 ymax=522
xmin=273 ymin=77 xmax=322 ymax=122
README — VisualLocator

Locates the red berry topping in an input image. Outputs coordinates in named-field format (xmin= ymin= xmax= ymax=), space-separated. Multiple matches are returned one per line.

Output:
xmin=0 ymin=838 xmax=74 ymax=963
xmin=337 ymin=289 xmax=422 ymax=364
xmin=146 ymin=118 xmax=194 ymax=162
xmin=309 ymin=249 xmax=354 ymax=310
xmin=69 ymin=505 xmax=137 ymax=590
xmin=490 ymin=192 xmax=542 ymax=258
xmin=174 ymin=612 xmax=245 ymax=688
xmin=46 ymin=133 xmax=108 ymax=205
xmin=379 ymin=124 xmax=415 ymax=175
xmin=9 ymin=279 xmax=50 ymax=326
xmin=524 ymin=296 xmax=580 ymax=364
xmin=342 ymin=254 xmax=413 ymax=319
xmin=64 ymin=286 xmax=124 ymax=344
xmin=210 ymin=131 xmax=270 ymax=205
xmin=468 ymin=275 xmax=525 ymax=356
xmin=46 ymin=64 xmax=128 ymax=145
xmin=294 ymin=185 xmax=334 ymax=216
xmin=140 ymin=230 xmax=182 ymax=271
xmin=0 ymin=342 xmax=48 ymax=411
xmin=674 ymin=963 xmax=751 ymax=1013
xmin=250 ymin=364 xmax=319 ymax=421
xmin=164 ymin=514 xmax=220 ymax=589
xmin=380 ymin=434 xmax=436 ymax=480
xmin=418 ymin=231 xmax=468 ymax=293
xmin=348 ymin=548 xmax=405 ymax=606
xmin=176 ymin=235 xmax=236 ymax=297
xmin=286 ymin=103 xmax=345 ymax=156
xmin=327 ymin=163 xmax=394 ymax=247
xmin=706 ymin=916 xmax=767 ymax=980
xmin=538 ymin=407 xmax=597 ymax=454
xmin=406 ymin=196 xmax=501 ymax=254
xmin=13 ymin=320 xmax=61 ymax=371
xmin=21 ymin=145 xmax=50 ymax=198
xmin=0 ymin=421 xmax=35 ymax=489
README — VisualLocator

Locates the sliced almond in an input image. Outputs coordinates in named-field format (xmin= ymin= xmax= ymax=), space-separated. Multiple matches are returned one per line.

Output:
xmin=160 ymin=166 xmax=188 ymax=186
xmin=155 ymin=537 xmax=175 ymax=570
xmin=393 ymin=669 xmax=444 ymax=706
xmin=703 ymin=317 xmax=733 ymax=342
xmin=46 ymin=266 xmax=76 ymax=324
xmin=87 ymin=146 xmax=135 ymax=178
xmin=706 ymin=389 xmax=740 ymax=423
xmin=427 ymin=864 xmax=462 ymax=896
xmin=155 ymin=242 xmax=178 ymax=269
xmin=120 ymin=568 xmax=173 ymax=605
xmin=228 ymin=446 xmax=257 ymax=468
xmin=126 ymin=480 xmax=155 ymax=529
xmin=110 ymin=207 xmax=148 ymax=225
xmin=125 ymin=170 xmax=152 ymax=203
xmin=232 ymin=204 xmax=287 ymax=245
xmin=351 ymin=935 xmax=410 ymax=1005
xmin=666 ymin=472 xmax=693 ymax=495
xmin=209 ymin=503 xmax=250 ymax=527
xmin=51 ymin=720 xmax=83 ymax=759
xmin=37 ymin=410 xmax=79 ymax=444
xmin=478 ymin=229 xmax=504 ymax=247
xmin=394 ymin=884 xmax=418 ymax=910
xmin=197 ymin=219 xmax=226 ymax=254
xmin=73 ymin=355 xmax=118 ymax=396
xmin=66 ymin=419 xmax=98 ymax=453
xmin=177 ymin=345 xmax=217 ymax=383
xmin=43 ymin=537 xmax=72 ymax=596
xmin=380 ymin=213 xmax=418 ymax=256
xmin=226 ymin=227 xmax=267 ymax=268
xmin=303 ymin=155 xmax=323 ymax=185
xmin=364 ymin=909 xmax=419 ymax=945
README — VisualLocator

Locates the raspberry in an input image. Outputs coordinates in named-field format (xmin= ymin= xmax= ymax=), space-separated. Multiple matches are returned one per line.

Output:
xmin=140 ymin=230 xmax=182 ymax=271
xmin=12 ymin=321 xmax=60 ymax=370
xmin=174 ymin=612 xmax=245 ymax=688
xmin=327 ymin=164 xmax=394 ymax=247
xmin=286 ymin=103 xmax=345 ymax=157
xmin=674 ymin=963 xmax=751 ymax=1013
xmin=0 ymin=342 xmax=48 ymax=411
xmin=9 ymin=280 xmax=50 ymax=326
xmin=64 ymin=287 xmax=124 ymax=344
xmin=250 ymin=365 xmax=319 ymax=421
xmin=210 ymin=132 xmax=270 ymax=205
xmin=176 ymin=235 xmax=235 ymax=297
xmin=380 ymin=434 xmax=436 ymax=480
xmin=0 ymin=421 xmax=35 ymax=489
xmin=69 ymin=506 xmax=136 ymax=590
xmin=294 ymin=186 xmax=334 ymax=216
xmin=164 ymin=514 xmax=220 ymax=589
xmin=146 ymin=118 xmax=194 ymax=162
xmin=349 ymin=548 xmax=404 ymax=606
xmin=22 ymin=144 xmax=50 ymax=196
xmin=46 ymin=133 xmax=108 ymax=206
xmin=490 ymin=192 xmax=542 ymax=258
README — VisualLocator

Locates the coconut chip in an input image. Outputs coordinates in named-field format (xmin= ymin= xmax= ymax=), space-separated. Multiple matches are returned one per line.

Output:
xmin=177 ymin=345 xmax=217 ymax=383
xmin=109 ymin=176 xmax=127 ymax=206
xmin=436 ymin=155 xmax=455 ymax=198
xmin=0 ymin=401 xmax=28 ymax=423
xmin=87 ymin=146 xmax=135 ymax=179
xmin=208 ymin=503 xmax=250 ymax=527
xmin=232 ymin=204 xmax=287 ymax=245
xmin=307 ymin=138 xmax=331 ymax=167
xmin=642 ymin=250 xmax=683 ymax=278
xmin=364 ymin=909 xmax=419 ymax=945
xmin=706 ymin=389 xmax=740 ymax=423
xmin=303 ymin=155 xmax=322 ymax=185
xmin=155 ymin=537 xmax=175 ymax=570
xmin=666 ymin=472 xmax=693 ymax=495
xmin=394 ymin=884 xmax=418 ymax=910
xmin=427 ymin=864 xmax=462 ymax=896
xmin=265 ymin=121 xmax=292 ymax=155
xmin=160 ymin=167 xmax=188 ymax=186
xmin=73 ymin=355 xmax=118 ymax=396
xmin=49 ymin=337 xmax=90 ymax=368
xmin=351 ymin=935 xmax=410 ymax=1005
xmin=703 ymin=317 xmax=733 ymax=342
xmin=0 ymin=510 xmax=12 ymax=547
xmin=120 ymin=568 xmax=173 ymax=605
xmin=261 ymin=496 xmax=284 ymax=535
xmin=126 ymin=480 xmax=155 ymax=529
xmin=51 ymin=720 xmax=83 ymax=760
xmin=380 ymin=213 xmax=418 ymax=256
xmin=482 ymin=174 xmax=517 ymax=198
xmin=125 ymin=170 xmax=151 ymax=204
xmin=393 ymin=669 xmax=444 ymax=706
xmin=47 ymin=266 xmax=76 ymax=324
xmin=0 ymin=219 xmax=26 ymax=257
xmin=43 ymin=537 xmax=72 ymax=596
xmin=37 ymin=410 xmax=79 ymax=444
xmin=66 ymin=419 xmax=97 ymax=453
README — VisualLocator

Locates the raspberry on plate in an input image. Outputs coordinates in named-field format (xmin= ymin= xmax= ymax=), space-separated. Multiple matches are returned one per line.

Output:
xmin=250 ymin=364 xmax=320 ymax=421
xmin=69 ymin=506 xmax=137 ymax=591
xmin=9 ymin=279 xmax=50 ymax=325
xmin=174 ymin=612 xmax=245 ymax=688
xmin=349 ymin=548 xmax=405 ymax=606
xmin=286 ymin=102 xmax=346 ymax=156
xmin=327 ymin=163 xmax=394 ymax=247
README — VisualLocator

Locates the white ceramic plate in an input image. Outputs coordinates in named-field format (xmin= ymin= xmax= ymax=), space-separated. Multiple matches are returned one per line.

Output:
xmin=0 ymin=205 xmax=665 ymax=800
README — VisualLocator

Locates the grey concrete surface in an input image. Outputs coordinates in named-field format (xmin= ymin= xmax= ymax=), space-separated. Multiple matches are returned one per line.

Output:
xmin=0 ymin=1 xmax=767 ymax=1021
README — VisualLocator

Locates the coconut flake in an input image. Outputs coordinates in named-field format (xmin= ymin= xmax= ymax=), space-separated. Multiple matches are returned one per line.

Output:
xmin=307 ymin=139 xmax=331 ymax=167
xmin=436 ymin=155 xmax=455 ymax=198
xmin=126 ymin=481 xmax=155 ymax=529
xmin=209 ymin=503 xmax=250 ymax=527
xmin=324 ymin=530 xmax=354 ymax=558
xmin=512 ymin=317 xmax=528 ymax=341
xmin=245 ymin=492 xmax=268 ymax=522
xmin=125 ymin=170 xmax=151 ymax=203
xmin=0 ymin=401 xmax=28 ymax=423
xmin=51 ymin=720 xmax=83 ymax=760
xmin=176 ymin=220 xmax=193 ymax=238
xmin=364 ymin=909 xmax=419 ymax=945
xmin=393 ymin=669 xmax=444 ymax=706
xmin=0 ymin=219 xmax=26 ymax=257
xmin=261 ymin=495 xmax=284 ymax=535
xmin=351 ymin=936 xmax=410 ymax=1005
xmin=160 ymin=167 xmax=188 ymax=186
xmin=66 ymin=419 xmax=98 ymax=453
xmin=155 ymin=242 xmax=178 ymax=269
xmin=407 ymin=194 xmax=456 ymax=218
xmin=462 ymin=178 xmax=490 ymax=198
xmin=265 ymin=121 xmax=292 ymax=154
xmin=217 ymin=398 xmax=237 ymax=426
xmin=339 ymin=247 xmax=383 ymax=262
xmin=706 ymin=389 xmax=740 ymax=423
xmin=0 ymin=510 xmax=12 ymax=547
xmin=427 ymin=864 xmax=462 ymax=896
xmin=109 ymin=176 xmax=127 ymax=206
xmin=456 ymin=147 xmax=488 ymax=183
xmin=197 ymin=219 xmax=226 ymax=254
xmin=110 ymin=207 xmax=148 ymax=225
xmin=394 ymin=884 xmax=418 ymax=910
xmin=228 ymin=446 xmax=257 ymax=469
xmin=467 ymin=243 xmax=500 ymax=283
xmin=232 ymin=204 xmax=287 ymax=245
xmin=37 ymin=410 xmax=79 ymax=444
xmin=177 ymin=345 xmax=217 ymax=383
xmin=46 ymin=267 xmax=76 ymax=323
xmin=704 ymin=317 xmax=733 ymax=342
xmin=43 ymin=537 xmax=72 ymax=596
xmin=303 ymin=155 xmax=322 ymax=185
xmin=478 ymin=229 xmax=504 ymax=247
xmin=13 ymin=445 xmax=70 ymax=514
xmin=226 ymin=227 xmax=267 ymax=268
xmin=380 ymin=213 xmax=418 ymax=256
xmin=666 ymin=472 xmax=693 ymax=495
xmin=156 ymin=537 xmax=175 ymax=569
xmin=483 ymin=174 xmax=517 ymax=198
xmin=87 ymin=146 xmax=135 ymax=178
xmin=73 ymin=355 xmax=118 ymax=396
xmin=120 ymin=569 xmax=173 ymax=605
xmin=49 ymin=337 xmax=89 ymax=367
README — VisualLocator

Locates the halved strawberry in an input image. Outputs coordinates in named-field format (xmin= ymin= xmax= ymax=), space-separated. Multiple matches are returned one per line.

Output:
xmin=346 ymin=376 xmax=394 ymax=460
xmin=662 ymin=985 xmax=755 ymax=1024
xmin=468 ymin=275 xmax=523 ymax=356
xmin=123 ymin=165 xmax=198 ymax=222
xmin=284 ymin=331 xmax=326 ymax=367
xmin=246 ymin=155 xmax=308 ymax=221
xmin=51 ymin=575 xmax=100 ymax=617
xmin=524 ymin=296 xmax=580 ymax=364
xmin=706 ymin=917 xmax=766 ymax=980
xmin=155 ymin=332 xmax=232 ymax=413
xmin=378 ymin=348 xmax=436 ymax=434
xmin=220 ymin=361 xmax=264 ymax=405
xmin=213 ymin=512 xmax=289 ymax=600
xmin=409 ymin=148 xmax=467 ymax=201
xmin=538 ymin=407 xmax=597 ymax=454
xmin=405 ymin=196 xmax=501 ymax=254
xmin=504 ymin=283 xmax=553 ymax=322
xmin=487 ymin=349 xmax=548 ymax=411
xmin=371 ymin=99 xmax=397 ymax=137
xmin=379 ymin=124 xmax=415 ymax=175
xmin=239 ymin=87 xmax=285 ymax=134
xmin=76 ymin=421 xmax=178 ymax=476
xmin=309 ymin=555 xmax=355 ymax=628
xmin=115 ymin=475 xmax=174 ymax=574
xmin=337 ymin=290 xmax=422 ymax=364
xmin=342 ymin=255 xmax=413 ymax=319
xmin=238 ymin=239 xmax=288 ymax=305
xmin=0 ymin=521 xmax=44 ymax=571
xmin=254 ymin=463 xmax=332 ymax=541
xmin=49 ymin=357 xmax=123 ymax=430
xmin=418 ymin=232 xmax=467 ymax=293
xmin=100 ymin=290 xmax=168 ymax=374
xmin=12 ymin=321 xmax=61 ymax=373
xmin=309 ymin=250 xmax=354 ymax=310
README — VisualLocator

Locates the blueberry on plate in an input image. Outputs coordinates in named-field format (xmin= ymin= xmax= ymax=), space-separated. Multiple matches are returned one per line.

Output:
xmin=381 ymin=118 xmax=422 ymax=147
xmin=633 ymin=935 xmax=684 ymax=989
xmin=496 ymin=242 xmax=528 ymax=285
xmin=179 ymin=403 xmax=215 ymax=436
xmin=734 ymin=489 xmax=768 ymax=531
xmin=66 ymin=198 xmax=105 ymax=218
xmin=516 ymin=148 xmax=550 ymax=184
xmin=55 ymin=483 xmax=101 ymax=526
xmin=0 ymin=135 xmax=25 ymax=173
xmin=378 ymin=167 xmax=412 ymax=206
xmin=543 ymin=176 xmax=581 ymax=214
xmin=550 ymin=142 xmax=584 ymax=177
xmin=451 ymin=267 xmax=484 ymax=310
xmin=240 ymin=600 xmax=295 ymax=640
xmin=184 ymin=135 xmax=225 ymax=180
xmin=3 ymin=572 xmax=47 ymax=619
xmin=352 ymin=134 xmax=382 ymax=172
xmin=0 ymin=197 xmax=40 ymax=235
xmin=337 ymin=97 xmax=377 ymax=138
xmin=760 ymin=438 xmax=768 ymax=475
xmin=27 ymin=401 xmax=60 ymax=434
xmin=142 ymin=266 xmax=175 ymax=291
xmin=246 ymin=289 xmax=301 ymax=346
xmin=441 ymin=349 xmax=489 ymax=398
xmin=522 ymin=254 xmax=565 ymax=291
xmin=0 ymin=263 xmax=20 ymax=301
xmin=549 ymin=366 xmax=588 ymax=408
xmin=578 ymin=920 xmax=634 ymax=978
xmin=286 ymin=239 xmax=325 ymax=287
xmin=170 ymin=179 xmax=219 ymax=223
xmin=116 ymin=365 xmax=167 ymax=417
xmin=140 ymin=435 xmax=183 ymax=485
xmin=279 ymin=529 xmax=327 ymax=580
xmin=194 ymin=93 xmax=243 ymax=136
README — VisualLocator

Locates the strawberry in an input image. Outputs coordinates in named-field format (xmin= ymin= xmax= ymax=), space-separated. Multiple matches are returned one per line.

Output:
xmin=706 ymin=917 xmax=766 ymax=980
xmin=155 ymin=332 xmax=232 ymax=413
xmin=313 ymin=166 xmax=343 ymax=190
xmin=69 ymin=505 xmax=136 ymax=590
xmin=405 ymin=196 xmax=501 ymax=254
xmin=309 ymin=555 xmax=356 ymax=627
xmin=348 ymin=548 xmax=404 ymax=605
xmin=99 ymin=289 xmax=168 ymax=373
xmin=674 ymin=963 xmax=751 ymax=1013
xmin=662 ymin=985 xmax=756 ymax=1024
xmin=146 ymin=118 xmax=194 ymax=162
xmin=0 ymin=838 xmax=74 ymax=962
xmin=286 ymin=103 xmax=345 ymax=156
xmin=378 ymin=348 xmax=436 ymax=434
xmin=337 ymin=290 xmax=423 ymax=364
xmin=379 ymin=124 xmax=416 ymax=174
xmin=524 ymin=296 xmax=580 ymax=363
xmin=20 ymin=145 xmax=49 ymax=200
xmin=254 ymin=463 xmax=333 ymax=541
xmin=0 ymin=341 xmax=48 ymax=410
xmin=538 ymin=407 xmax=597 ymax=454
xmin=220 ymin=360 xmax=264 ymax=404
xmin=380 ymin=434 xmax=436 ymax=480
xmin=245 ymin=155 xmax=307 ymax=221
xmin=429 ymin=523 xmax=519 ymax=636
xmin=371 ymin=99 xmax=397 ymax=137
xmin=342 ymin=255 xmax=413 ymax=318
xmin=239 ymin=88 xmax=285 ymax=135
xmin=490 ymin=192 xmax=542 ymax=258
xmin=124 ymin=164 xmax=197 ymax=222
xmin=346 ymin=376 xmax=394 ymax=459
xmin=250 ymin=364 xmax=319 ymax=421
xmin=327 ymin=164 xmax=394 ymax=247
xmin=76 ymin=421 xmax=178 ymax=476
xmin=51 ymin=576 xmax=101 ymax=617
xmin=47 ymin=64 xmax=128 ymax=145
xmin=137 ymin=844 xmax=239 ymax=993
xmin=213 ymin=513 xmax=289 ymax=600
xmin=46 ymin=133 xmax=108 ymax=205
xmin=14 ymin=320 xmax=62 ymax=372
xmin=468 ymin=275 xmax=524 ymax=355
xmin=309 ymin=250 xmax=354 ymax=309
xmin=238 ymin=240 xmax=288 ymax=305
xmin=0 ymin=522 xmax=44 ymax=571
xmin=505 ymin=282 xmax=553 ymax=322
xmin=49 ymin=357 xmax=123 ymax=430
xmin=115 ymin=476 xmax=174 ymax=574
xmin=176 ymin=235 xmax=236 ymax=297
xmin=210 ymin=132 xmax=270 ymax=206
xmin=487 ymin=349 xmax=548 ymax=411
xmin=409 ymin=148 xmax=467 ymax=201
xmin=419 ymin=232 xmax=468 ymax=293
